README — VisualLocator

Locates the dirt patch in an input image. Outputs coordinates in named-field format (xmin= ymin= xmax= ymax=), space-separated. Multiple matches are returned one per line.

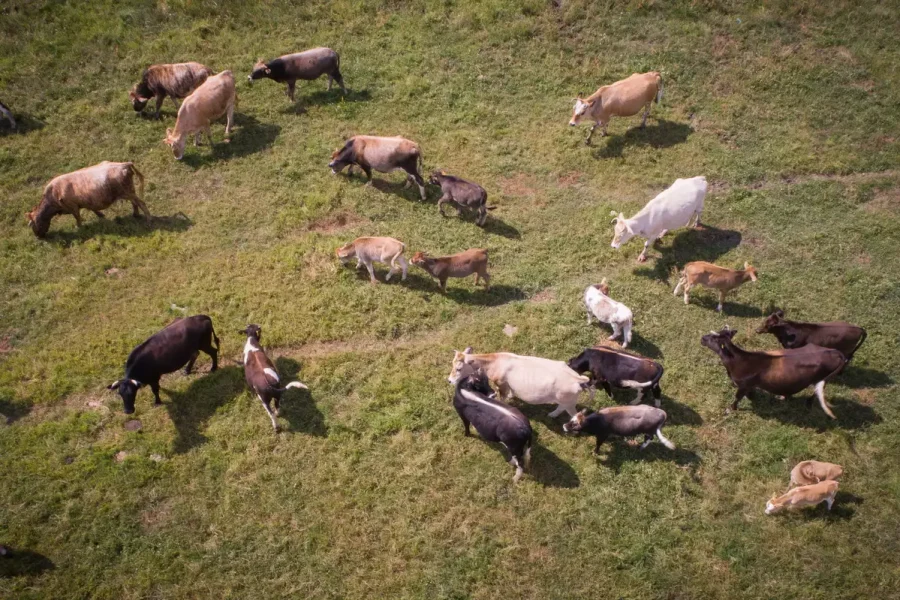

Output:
xmin=852 ymin=79 xmax=875 ymax=93
xmin=863 ymin=187 xmax=900 ymax=214
xmin=299 ymin=251 xmax=337 ymax=279
xmin=557 ymin=172 xmax=583 ymax=187
xmin=0 ymin=336 xmax=12 ymax=355
xmin=498 ymin=173 xmax=538 ymax=198
xmin=141 ymin=498 xmax=175 ymax=533
xmin=853 ymin=388 xmax=877 ymax=406
xmin=305 ymin=211 xmax=369 ymax=234
xmin=530 ymin=288 xmax=556 ymax=303
xmin=854 ymin=253 xmax=872 ymax=266
xmin=712 ymin=34 xmax=738 ymax=59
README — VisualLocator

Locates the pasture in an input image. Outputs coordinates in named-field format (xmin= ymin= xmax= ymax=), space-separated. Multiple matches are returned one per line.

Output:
xmin=1 ymin=0 xmax=899 ymax=597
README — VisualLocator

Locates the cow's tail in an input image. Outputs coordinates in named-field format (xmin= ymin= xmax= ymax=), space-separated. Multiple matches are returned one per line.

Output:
xmin=656 ymin=427 xmax=675 ymax=449
xmin=130 ymin=163 xmax=145 ymax=199
xmin=655 ymin=74 xmax=664 ymax=104
xmin=524 ymin=435 xmax=533 ymax=469
xmin=276 ymin=381 xmax=308 ymax=394
xmin=849 ymin=327 xmax=867 ymax=360
xmin=209 ymin=321 xmax=220 ymax=352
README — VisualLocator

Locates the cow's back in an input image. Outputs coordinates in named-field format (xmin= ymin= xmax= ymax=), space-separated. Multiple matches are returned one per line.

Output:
xmin=46 ymin=162 xmax=131 ymax=208
xmin=598 ymin=72 xmax=660 ymax=116
xmin=281 ymin=48 xmax=339 ymax=79
xmin=356 ymin=136 xmax=419 ymax=171
xmin=126 ymin=316 xmax=212 ymax=378
xmin=600 ymin=405 xmax=665 ymax=435
xmin=494 ymin=355 xmax=585 ymax=399
xmin=180 ymin=71 xmax=235 ymax=125
xmin=637 ymin=176 xmax=706 ymax=232
xmin=355 ymin=236 xmax=405 ymax=262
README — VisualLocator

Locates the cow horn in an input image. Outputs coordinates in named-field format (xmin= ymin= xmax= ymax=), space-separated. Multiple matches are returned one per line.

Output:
xmin=107 ymin=380 xmax=121 ymax=390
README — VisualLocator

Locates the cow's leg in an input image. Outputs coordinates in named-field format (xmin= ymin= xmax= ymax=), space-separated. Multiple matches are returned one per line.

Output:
xmin=593 ymin=434 xmax=608 ymax=455
xmin=460 ymin=416 xmax=471 ymax=436
xmin=439 ymin=276 xmax=448 ymax=293
xmin=674 ymin=276 xmax=686 ymax=296
xmin=364 ymin=259 xmax=378 ymax=284
xmin=128 ymin=194 xmax=152 ymax=220
xmin=154 ymin=94 xmax=165 ymax=120
xmin=729 ymin=388 xmax=747 ymax=413
xmin=361 ymin=165 xmax=373 ymax=184
xmin=404 ymin=166 xmax=426 ymax=201
xmin=585 ymin=303 xmax=593 ymax=325
xmin=497 ymin=382 xmax=512 ymax=401
xmin=717 ymin=291 xmax=726 ymax=313
xmin=653 ymin=384 xmax=662 ymax=407
xmin=640 ymin=102 xmax=651 ymax=128
xmin=630 ymin=388 xmax=644 ymax=405
xmin=194 ymin=132 xmax=202 ymax=146
xmin=286 ymin=81 xmax=296 ymax=102
xmin=437 ymin=194 xmax=451 ymax=217
xmin=171 ymin=97 xmax=181 ymax=111
xmin=93 ymin=210 xmax=106 ymax=219
xmin=683 ymin=283 xmax=692 ymax=305
xmin=333 ymin=71 xmax=347 ymax=94
xmin=327 ymin=75 xmax=333 ymax=91
xmin=639 ymin=434 xmax=653 ymax=450
xmin=150 ymin=380 xmax=162 ymax=405
xmin=199 ymin=336 xmax=218 ymax=371
xmin=355 ymin=258 xmax=363 ymax=270
xmin=480 ymin=270 xmax=490 ymax=290
xmin=184 ymin=351 xmax=199 ymax=375
xmin=477 ymin=206 xmax=487 ymax=226
xmin=588 ymin=384 xmax=597 ymax=402
xmin=258 ymin=394 xmax=279 ymax=432
xmin=398 ymin=255 xmax=408 ymax=281
xmin=608 ymin=322 xmax=621 ymax=342
xmin=204 ymin=126 xmax=213 ymax=147
xmin=622 ymin=322 xmax=632 ymax=348
xmin=638 ymin=237 xmax=654 ymax=262
xmin=224 ymin=102 xmax=234 ymax=138
xmin=601 ymin=381 xmax=613 ymax=399
xmin=814 ymin=381 xmax=837 ymax=419
xmin=72 ymin=210 xmax=83 ymax=227
xmin=585 ymin=122 xmax=598 ymax=145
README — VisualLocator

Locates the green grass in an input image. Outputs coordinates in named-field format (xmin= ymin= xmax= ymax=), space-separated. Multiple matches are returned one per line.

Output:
xmin=2 ymin=0 xmax=900 ymax=597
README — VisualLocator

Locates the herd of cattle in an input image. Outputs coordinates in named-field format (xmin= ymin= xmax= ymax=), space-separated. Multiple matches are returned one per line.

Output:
xmin=5 ymin=48 xmax=869 ymax=515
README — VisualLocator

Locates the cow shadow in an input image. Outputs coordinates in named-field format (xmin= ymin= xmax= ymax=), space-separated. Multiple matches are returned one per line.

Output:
xmin=0 ymin=397 xmax=31 ymax=424
xmin=394 ymin=272 xmax=526 ymax=306
xmin=516 ymin=403 xmax=569 ymax=434
xmin=274 ymin=357 xmax=327 ymax=437
xmin=0 ymin=112 xmax=44 ymax=136
xmin=795 ymin=492 xmax=862 ymax=521
xmin=691 ymin=296 xmax=765 ymax=318
xmin=593 ymin=119 xmax=692 ymax=159
xmin=162 ymin=365 xmax=244 ymax=454
xmin=45 ymin=212 xmax=193 ymax=245
xmin=0 ymin=548 xmax=55 ymax=578
xmin=282 ymin=88 xmax=372 ymax=113
xmin=625 ymin=332 xmax=663 ymax=359
xmin=482 ymin=217 xmax=522 ymax=240
xmin=633 ymin=225 xmax=743 ymax=284
xmin=599 ymin=439 xmax=701 ymax=473
xmin=368 ymin=177 xmax=428 ymax=203
xmin=742 ymin=391 xmax=882 ymax=431
xmin=658 ymin=394 xmax=704 ymax=425
xmin=479 ymin=434 xmax=580 ymax=489
xmin=839 ymin=364 xmax=893 ymax=389
xmin=181 ymin=113 xmax=280 ymax=167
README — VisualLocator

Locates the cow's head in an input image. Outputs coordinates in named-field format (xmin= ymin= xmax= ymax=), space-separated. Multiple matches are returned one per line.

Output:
xmin=26 ymin=205 xmax=52 ymax=238
xmin=128 ymin=86 xmax=150 ymax=112
xmin=107 ymin=379 xmax=142 ymax=414
xmin=569 ymin=96 xmax=594 ymax=126
xmin=335 ymin=242 xmax=356 ymax=264
xmin=743 ymin=262 xmax=758 ymax=282
xmin=595 ymin=277 xmax=610 ymax=295
xmin=164 ymin=128 xmax=186 ymax=160
xmin=460 ymin=367 xmax=493 ymax=397
xmin=327 ymin=141 xmax=354 ymax=174
xmin=700 ymin=327 xmax=738 ymax=355
xmin=410 ymin=251 xmax=429 ymax=267
xmin=610 ymin=213 xmax=635 ymax=249
xmin=562 ymin=409 xmax=590 ymax=434
xmin=248 ymin=59 xmax=270 ymax=84
xmin=428 ymin=170 xmax=448 ymax=186
xmin=447 ymin=347 xmax=476 ymax=384
xmin=764 ymin=494 xmax=783 ymax=515
xmin=756 ymin=309 xmax=785 ymax=334
xmin=240 ymin=324 xmax=262 ymax=341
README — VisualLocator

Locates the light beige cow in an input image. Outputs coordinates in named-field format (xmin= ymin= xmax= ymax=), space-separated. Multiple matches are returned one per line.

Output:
xmin=336 ymin=236 xmax=408 ymax=284
xmin=164 ymin=70 xmax=236 ymax=160
xmin=569 ymin=72 xmax=663 ymax=144
xmin=790 ymin=460 xmax=843 ymax=487
xmin=765 ymin=480 xmax=839 ymax=515
xmin=674 ymin=261 xmax=758 ymax=312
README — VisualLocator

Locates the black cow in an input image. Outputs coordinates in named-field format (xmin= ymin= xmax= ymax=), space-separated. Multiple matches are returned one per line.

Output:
xmin=454 ymin=369 xmax=533 ymax=482
xmin=0 ymin=100 xmax=15 ymax=131
xmin=756 ymin=309 xmax=867 ymax=361
xmin=107 ymin=315 xmax=219 ymax=414
xmin=248 ymin=47 xmax=345 ymax=103
xmin=567 ymin=346 xmax=663 ymax=406
xmin=239 ymin=324 xmax=308 ymax=432
xmin=429 ymin=170 xmax=494 ymax=226
xmin=563 ymin=406 xmax=674 ymax=455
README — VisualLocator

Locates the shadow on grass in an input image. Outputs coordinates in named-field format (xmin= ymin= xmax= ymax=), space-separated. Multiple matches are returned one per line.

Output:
xmin=280 ymin=88 xmax=372 ymax=113
xmin=45 ymin=212 xmax=193 ymax=244
xmin=633 ymin=225 xmax=743 ymax=284
xmin=162 ymin=365 xmax=245 ymax=454
xmin=0 ymin=548 xmax=55 ymax=578
xmin=659 ymin=394 xmax=704 ymax=426
xmin=393 ymin=271 xmax=526 ymax=306
xmin=0 ymin=398 xmax=31 ymax=424
xmin=274 ymin=357 xmax=327 ymax=437
xmin=839 ymin=364 xmax=893 ymax=389
xmin=742 ymin=391 xmax=882 ymax=431
xmin=435 ymin=206 xmax=522 ymax=240
xmin=691 ymin=296 xmax=765 ymax=317
xmin=599 ymin=439 xmax=700 ymax=473
xmin=369 ymin=177 xmax=428 ymax=203
xmin=479 ymin=434 xmax=580 ymax=489
xmin=181 ymin=113 xmax=280 ymax=167
xmin=0 ymin=112 xmax=44 ymax=136
xmin=592 ymin=119 xmax=692 ymax=159
xmin=792 ymin=492 xmax=863 ymax=521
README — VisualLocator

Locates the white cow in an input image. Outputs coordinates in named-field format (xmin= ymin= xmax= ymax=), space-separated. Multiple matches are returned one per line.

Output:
xmin=611 ymin=176 xmax=707 ymax=262
xmin=584 ymin=279 xmax=633 ymax=348
xmin=448 ymin=348 xmax=589 ymax=418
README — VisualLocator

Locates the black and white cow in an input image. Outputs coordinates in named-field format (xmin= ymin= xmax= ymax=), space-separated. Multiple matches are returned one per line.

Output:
xmin=567 ymin=346 xmax=663 ymax=406
xmin=240 ymin=324 xmax=308 ymax=432
xmin=454 ymin=369 xmax=533 ymax=482
xmin=107 ymin=315 xmax=219 ymax=414
xmin=563 ymin=405 xmax=674 ymax=455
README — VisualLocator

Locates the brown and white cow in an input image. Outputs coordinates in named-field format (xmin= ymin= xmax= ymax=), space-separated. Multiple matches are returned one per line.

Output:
xmin=26 ymin=162 xmax=150 ymax=238
xmin=336 ymin=236 xmax=408 ymax=284
xmin=765 ymin=480 xmax=839 ymax=515
xmin=790 ymin=460 xmax=843 ymax=487
xmin=411 ymin=248 xmax=490 ymax=292
xmin=164 ymin=70 xmax=236 ymax=160
xmin=569 ymin=71 xmax=663 ymax=144
xmin=129 ymin=62 xmax=212 ymax=119
xmin=328 ymin=136 xmax=426 ymax=200
xmin=756 ymin=309 xmax=867 ymax=362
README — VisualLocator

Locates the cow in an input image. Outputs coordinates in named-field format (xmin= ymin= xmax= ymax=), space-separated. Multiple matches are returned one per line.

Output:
xmin=248 ymin=47 xmax=345 ymax=103
xmin=448 ymin=347 xmax=589 ymax=418
xmin=453 ymin=368 xmax=533 ymax=483
xmin=328 ymin=135 xmax=426 ymax=201
xmin=674 ymin=261 xmax=758 ymax=312
xmin=240 ymin=324 xmax=308 ymax=432
xmin=569 ymin=71 xmax=664 ymax=144
xmin=790 ymin=460 xmax=843 ymax=487
xmin=129 ymin=62 xmax=212 ymax=119
xmin=164 ymin=70 xmax=236 ymax=160
xmin=428 ymin=170 xmax=493 ymax=226
xmin=700 ymin=328 xmax=847 ymax=418
xmin=336 ymin=236 xmax=408 ymax=284
xmin=756 ymin=309 xmax=867 ymax=362
xmin=583 ymin=279 xmax=634 ymax=348
xmin=611 ymin=176 xmax=707 ymax=262
xmin=411 ymin=248 xmax=490 ymax=292
xmin=566 ymin=346 xmax=664 ymax=407
xmin=0 ymin=100 xmax=15 ymax=130
xmin=26 ymin=161 xmax=150 ymax=238
xmin=765 ymin=480 xmax=839 ymax=515
xmin=562 ymin=406 xmax=675 ymax=455
xmin=106 ymin=315 xmax=219 ymax=414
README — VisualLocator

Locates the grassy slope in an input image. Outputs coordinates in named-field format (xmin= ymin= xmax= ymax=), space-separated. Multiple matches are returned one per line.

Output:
xmin=1 ymin=0 xmax=899 ymax=597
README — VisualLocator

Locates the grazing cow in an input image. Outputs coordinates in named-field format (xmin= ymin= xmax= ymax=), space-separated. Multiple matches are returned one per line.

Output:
xmin=0 ymin=100 xmax=15 ymax=130
xmin=106 ymin=315 xmax=219 ymax=414
xmin=674 ymin=261 xmax=758 ymax=312
xmin=567 ymin=346 xmax=664 ymax=406
xmin=448 ymin=347 xmax=589 ymax=418
xmin=411 ymin=248 xmax=490 ymax=292
xmin=756 ymin=309 xmax=867 ymax=362
xmin=583 ymin=279 xmax=634 ymax=348
xmin=790 ymin=460 xmax=843 ymax=487
xmin=454 ymin=369 xmax=533 ymax=482
xmin=336 ymin=236 xmax=408 ymax=284
xmin=700 ymin=328 xmax=846 ymax=418
xmin=765 ymin=480 xmax=839 ymax=515
xmin=611 ymin=176 xmax=707 ymax=262
xmin=240 ymin=324 xmax=308 ymax=432
xmin=129 ymin=62 xmax=212 ymax=119
xmin=429 ymin=170 xmax=493 ymax=226
xmin=328 ymin=135 xmax=426 ymax=200
xmin=26 ymin=162 xmax=150 ymax=238
xmin=569 ymin=71 xmax=663 ymax=144
xmin=164 ymin=70 xmax=236 ymax=160
xmin=249 ymin=48 xmax=345 ymax=103
xmin=563 ymin=406 xmax=675 ymax=455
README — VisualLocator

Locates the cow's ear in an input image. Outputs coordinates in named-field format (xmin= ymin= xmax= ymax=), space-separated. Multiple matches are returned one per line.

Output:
xmin=463 ymin=347 xmax=473 ymax=354
xmin=107 ymin=380 xmax=121 ymax=390
xmin=774 ymin=308 xmax=784 ymax=318
xmin=264 ymin=67 xmax=271 ymax=74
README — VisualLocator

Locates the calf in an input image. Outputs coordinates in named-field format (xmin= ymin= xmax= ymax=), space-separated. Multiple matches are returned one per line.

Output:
xmin=106 ymin=315 xmax=219 ymax=414
xmin=566 ymin=346 xmax=663 ymax=406
xmin=26 ymin=161 xmax=150 ymax=238
xmin=583 ymin=279 xmax=633 ymax=348
xmin=701 ymin=328 xmax=846 ymax=418
xmin=429 ymin=170 xmax=493 ymax=226
xmin=569 ymin=71 xmax=663 ymax=144
xmin=454 ymin=369 xmax=533 ymax=482
xmin=790 ymin=460 xmax=843 ymax=487
xmin=611 ymin=176 xmax=706 ymax=262
xmin=448 ymin=347 xmax=589 ymax=418
xmin=328 ymin=135 xmax=426 ymax=200
xmin=249 ymin=47 xmax=345 ymax=103
xmin=563 ymin=406 xmax=675 ymax=455
xmin=164 ymin=70 xmax=236 ymax=160
xmin=674 ymin=261 xmax=758 ymax=312
xmin=756 ymin=309 xmax=866 ymax=362
xmin=336 ymin=236 xmax=408 ymax=284
xmin=765 ymin=480 xmax=839 ymax=515
xmin=240 ymin=324 xmax=308 ymax=432
xmin=411 ymin=248 xmax=490 ymax=292
xmin=0 ymin=100 xmax=15 ymax=130
xmin=129 ymin=62 xmax=212 ymax=119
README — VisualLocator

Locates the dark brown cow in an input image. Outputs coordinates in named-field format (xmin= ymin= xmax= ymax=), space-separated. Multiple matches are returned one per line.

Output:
xmin=248 ymin=47 xmax=345 ymax=103
xmin=129 ymin=62 xmax=212 ymax=119
xmin=240 ymin=325 xmax=308 ymax=432
xmin=756 ymin=309 xmax=867 ymax=361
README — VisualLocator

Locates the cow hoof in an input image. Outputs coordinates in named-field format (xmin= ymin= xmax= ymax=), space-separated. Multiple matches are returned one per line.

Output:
xmin=637 ymin=255 xmax=648 ymax=263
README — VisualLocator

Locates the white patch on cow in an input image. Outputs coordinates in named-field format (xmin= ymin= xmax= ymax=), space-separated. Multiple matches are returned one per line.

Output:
xmin=263 ymin=367 xmax=279 ymax=382
xmin=243 ymin=337 xmax=261 ymax=363
xmin=459 ymin=389 xmax=521 ymax=422
xmin=129 ymin=379 xmax=141 ymax=387
xmin=620 ymin=379 xmax=653 ymax=388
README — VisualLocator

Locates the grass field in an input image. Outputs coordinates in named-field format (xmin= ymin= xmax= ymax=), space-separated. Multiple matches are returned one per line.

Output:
xmin=2 ymin=0 xmax=900 ymax=597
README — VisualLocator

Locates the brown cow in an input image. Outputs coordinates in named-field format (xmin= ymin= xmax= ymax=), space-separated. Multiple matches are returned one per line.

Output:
xmin=328 ymin=136 xmax=426 ymax=200
xmin=411 ymin=249 xmax=490 ymax=292
xmin=674 ymin=261 xmax=758 ymax=312
xmin=248 ymin=48 xmax=345 ymax=103
xmin=129 ymin=62 xmax=212 ymax=119
xmin=569 ymin=72 xmax=663 ymax=144
xmin=756 ymin=309 xmax=866 ymax=361
xmin=164 ymin=71 xmax=236 ymax=160
xmin=26 ymin=162 xmax=150 ymax=238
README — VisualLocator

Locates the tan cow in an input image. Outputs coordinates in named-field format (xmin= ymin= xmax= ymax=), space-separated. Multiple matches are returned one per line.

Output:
xmin=328 ymin=136 xmax=426 ymax=200
xmin=569 ymin=72 xmax=663 ymax=144
xmin=674 ymin=261 xmax=758 ymax=312
xmin=336 ymin=236 xmax=408 ymax=284
xmin=790 ymin=460 xmax=843 ymax=487
xmin=164 ymin=70 xmax=236 ymax=160
xmin=411 ymin=248 xmax=489 ymax=292
xmin=765 ymin=480 xmax=839 ymax=515
xmin=26 ymin=162 xmax=150 ymax=238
